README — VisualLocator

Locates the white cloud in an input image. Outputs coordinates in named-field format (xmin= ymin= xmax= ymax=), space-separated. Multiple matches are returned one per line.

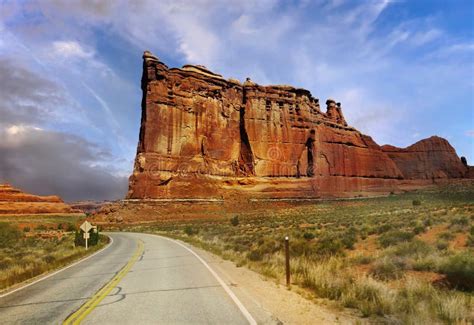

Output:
xmin=51 ymin=40 xmax=94 ymax=59
xmin=466 ymin=130 xmax=474 ymax=137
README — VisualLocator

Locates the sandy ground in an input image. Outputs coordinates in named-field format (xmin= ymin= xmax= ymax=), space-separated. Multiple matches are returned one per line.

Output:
xmin=181 ymin=240 xmax=363 ymax=324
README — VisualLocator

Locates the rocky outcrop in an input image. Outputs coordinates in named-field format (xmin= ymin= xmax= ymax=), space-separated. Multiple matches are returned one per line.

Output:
xmin=0 ymin=184 xmax=76 ymax=214
xmin=381 ymin=137 xmax=467 ymax=179
xmin=128 ymin=51 xmax=467 ymax=199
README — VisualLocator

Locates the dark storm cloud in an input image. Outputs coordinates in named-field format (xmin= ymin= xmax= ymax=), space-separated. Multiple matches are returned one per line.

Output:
xmin=0 ymin=58 xmax=63 ymax=126
xmin=0 ymin=127 xmax=128 ymax=202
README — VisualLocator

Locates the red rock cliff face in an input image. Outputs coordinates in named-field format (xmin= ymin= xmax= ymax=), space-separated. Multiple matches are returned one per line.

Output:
xmin=381 ymin=137 xmax=467 ymax=179
xmin=127 ymin=52 xmax=464 ymax=199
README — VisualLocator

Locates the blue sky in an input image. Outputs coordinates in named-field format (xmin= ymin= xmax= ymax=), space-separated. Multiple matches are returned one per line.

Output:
xmin=0 ymin=0 xmax=473 ymax=201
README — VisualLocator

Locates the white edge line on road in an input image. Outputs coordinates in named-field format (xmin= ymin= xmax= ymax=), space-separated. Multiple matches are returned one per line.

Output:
xmin=0 ymin=236 xmax=114 ymax=299
xmin=157 ymin=235 xmax=258 ymax=325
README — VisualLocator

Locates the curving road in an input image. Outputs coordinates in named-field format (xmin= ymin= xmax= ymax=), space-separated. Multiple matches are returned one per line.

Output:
xmin=0 ymin=233 xmax=258 ymax=324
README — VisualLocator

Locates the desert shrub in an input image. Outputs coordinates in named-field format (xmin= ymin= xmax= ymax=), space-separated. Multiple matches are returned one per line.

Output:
xmin=23 ymin=226 xmax=30 ymax=233
xmin=388 ymin=240 xmax=433 ymax=258
xmin=74 ymin=230 xmax=100 ymax=247
xmin=379 ymin=231 xmax=414 ymax=248
xmin=450 ymin=216 xmax=469 ymax=227
xmin=351 ymin=254 xmax=373 ymax=265
xmin=412 ymin=255 xmax=438 ymax=271
xmin=290 ymin=238 xmax=314 ymax=257
xmin=438 ymin=231 xmax=455 ymax=241
xmin=0 ymin=223 xmax=22 ymax=248
xmin=230 ymin=216 xmax=239 ymax=226
xmin=376 ymin=224 xmax=392 ymax=234
xmin=303 ymin=232 xmax=315 ymax=240
xmin=247 ymin=249 xmax=264 ymax=261
xmin=57 ymin=223 xmax=63 ymax=230
xmin=439 ymin=252 xmax=474 ymax=291
xmin=66 ymin=223 xmax=76 ymax=232
xmin=413 ymin=225 xmax=426 ymax=234
xmin=314 ymin=234 xmax=344 ymax=257
xmin=350 ymin=276 xmax=394 ymax=316
xmin=42 ymin=254 xmax=56 ymax=263
xmin=340 ymin=227 xmax=357 ymax=249
xmin=35 ymin=224 xmax=47 ymax=231
xmin=467 ymin=226 xmax=474 ymax=247
xmin=423 ymin=218 xmax=432 ymax=227
xmin=184 ymin=226 xmax=198 ymax=236
xmin=371 ymin=257 xmax=405 ymax=280
xmin=436 ymin=240 xmax=449 ymax=251
xmin=412 ymin=200 xmax=421 ymax=206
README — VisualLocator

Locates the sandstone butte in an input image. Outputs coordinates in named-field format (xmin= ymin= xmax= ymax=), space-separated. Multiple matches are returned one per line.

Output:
xmin=0 ymin=184 xmax=76 ymax=215
xmin=127 ymin=51 xmax=472 ymax=200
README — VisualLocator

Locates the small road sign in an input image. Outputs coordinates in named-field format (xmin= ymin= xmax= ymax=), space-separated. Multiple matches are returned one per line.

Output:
xmin=80 ymin=221 xmax=93 ymax=233
xmin=80 ymin=221 xmax=94 ymax=250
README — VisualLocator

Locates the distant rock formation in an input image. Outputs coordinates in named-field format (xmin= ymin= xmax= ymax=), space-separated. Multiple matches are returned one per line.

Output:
xmin=127 ymin=51 xmax=469 ymax=199
xmin=0 ymin=184 xmax=76 ymax=214
xmin=381 ymin=137 xmax=467 ymax=179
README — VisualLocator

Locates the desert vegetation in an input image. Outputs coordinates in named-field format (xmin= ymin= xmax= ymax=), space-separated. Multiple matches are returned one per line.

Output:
xmin=128 ymin=183 xmax=474 ymax=323
xmin=0 ymin=217 xmax=107 ymax=290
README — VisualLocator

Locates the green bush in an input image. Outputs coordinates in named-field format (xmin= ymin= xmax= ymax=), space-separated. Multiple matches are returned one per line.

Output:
xmin=230 ymin=216 xmax=239 ymax=226
xmin=371 ymin=257 xmax=404 ymax=280
xmin=0 ymin=223 xmax=22 ymax=248
xmin=413 ymin=225 xmax=426 ymax=234
xmin=247 ymin=249 xmax=264 ymax=261
xmin=388 ymin=240 xmax=433 ymax=258
xmin=303 ymin=232 xmax=315 ymax=240
xmin=35 ymin=224 xmax=47 ymax=231
xmin=341 ymin=234 xmax=357 ymax=249
xmin=438 ymin=231 xmax=455 ymax=241
xmin=439 ymin=252 xmax=474 ymax=291
xmin=436 ymin=240 xmax=449 ymax=251
xmin=467 ymin=226 xmax=474 ymax=247
xmin=450 ymin=216 xmax=469 ymax=227
xmin=184 ymin=226 xmax=198 ymax=236
xmin=315 ymin=235 xmax=344 ymax=257
xmin=379 ymin=231 xmax=414 ymax=248
xmin=23 ymin=226 xmax=30 ymax=233
xmin=412 ymin=200 xmax=421 ymax=206
xmin=74 ymin=229 xmax=100 ymax=247
xmin=376 ymin=224 xmax=392 ymax=234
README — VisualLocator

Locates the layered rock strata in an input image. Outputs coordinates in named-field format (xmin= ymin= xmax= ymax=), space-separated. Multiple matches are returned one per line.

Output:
xmin=128 ymin=51 xmax=467 ymax=199
xmin=0 ymin=184 xmax=76 ymax=214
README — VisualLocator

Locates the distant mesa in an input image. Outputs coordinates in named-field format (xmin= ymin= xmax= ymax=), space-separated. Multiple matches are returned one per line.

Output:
xmin=127 ymin=50 xmax=473 ymax=200
xmin=0 ymin=184 xmax=78 ymax=215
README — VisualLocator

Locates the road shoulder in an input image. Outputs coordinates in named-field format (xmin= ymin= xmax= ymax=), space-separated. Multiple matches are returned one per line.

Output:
xmin=169 ymin=237 xmax=361 ymax=324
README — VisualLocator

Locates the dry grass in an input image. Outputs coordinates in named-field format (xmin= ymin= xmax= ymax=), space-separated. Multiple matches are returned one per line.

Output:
xmin=0 ymin=220 xmax=107 ymax=291
xmin=123 ymin=183 xmax=474 ymax=323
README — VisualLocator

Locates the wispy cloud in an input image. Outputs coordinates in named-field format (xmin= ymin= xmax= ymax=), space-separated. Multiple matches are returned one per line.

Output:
xmin=0 ymin=0 xmax=472 ymax=199
xmin=51 ymin=40 xmax=94 ymax=59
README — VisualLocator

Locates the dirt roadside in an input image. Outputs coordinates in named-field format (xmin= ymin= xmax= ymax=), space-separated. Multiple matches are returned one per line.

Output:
xmin=178 ymin=239 xmax=364 ymax=324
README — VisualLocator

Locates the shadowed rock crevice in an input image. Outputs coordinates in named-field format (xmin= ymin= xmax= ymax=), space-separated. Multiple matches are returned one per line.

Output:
xmin=238 ymin=106 xmax=255 ymax=176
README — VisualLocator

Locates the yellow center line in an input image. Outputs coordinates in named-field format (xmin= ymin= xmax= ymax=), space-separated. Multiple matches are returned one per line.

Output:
xmin=63 ymin=239 xmax=145 ymax=325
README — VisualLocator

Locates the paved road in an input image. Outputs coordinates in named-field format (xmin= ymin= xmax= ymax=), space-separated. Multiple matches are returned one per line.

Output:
xmin=0 ymin=233 xmax=255 ymax=324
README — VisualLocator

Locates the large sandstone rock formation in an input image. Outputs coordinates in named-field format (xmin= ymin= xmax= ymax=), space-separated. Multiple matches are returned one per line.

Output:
xmin=0 ymin=184 xmax=76 ymax=214
xmin=381 ymin=137 xmax=467 ymax=179
xmin=128 ymin=51 xmax=467 ymax=199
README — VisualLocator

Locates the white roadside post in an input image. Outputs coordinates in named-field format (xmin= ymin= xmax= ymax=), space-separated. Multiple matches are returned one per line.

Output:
xmin=80 ymin=221 xmax=93 ymax=250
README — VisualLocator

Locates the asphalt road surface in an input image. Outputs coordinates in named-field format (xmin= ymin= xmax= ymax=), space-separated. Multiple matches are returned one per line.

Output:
xmin=0 ymin=233 xmax=257 ymax=324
